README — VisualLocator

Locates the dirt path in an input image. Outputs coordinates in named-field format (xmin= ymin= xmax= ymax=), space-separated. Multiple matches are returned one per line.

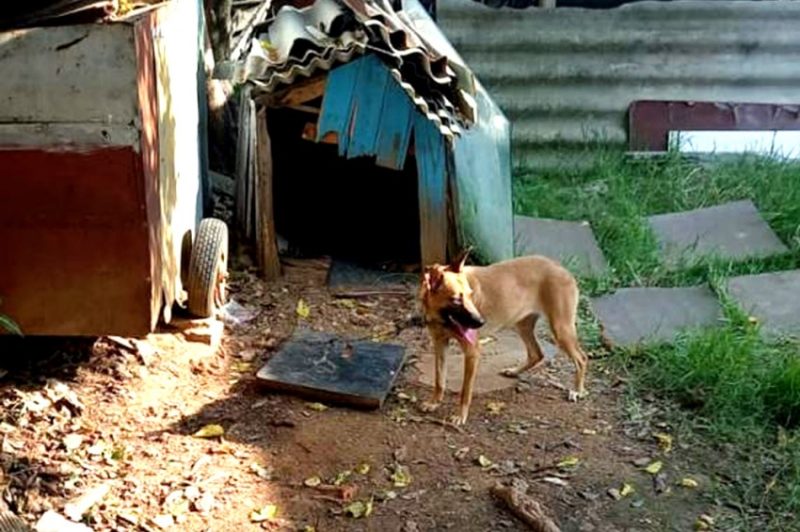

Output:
xmin=0 ymin=263 xmax=715 ymax=531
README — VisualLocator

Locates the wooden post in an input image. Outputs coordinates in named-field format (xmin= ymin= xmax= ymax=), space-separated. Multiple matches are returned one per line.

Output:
xmin=255 ymin=107 xmax=281 ymax=281
xmin=538 ymin=0 xmax=556 ymax=7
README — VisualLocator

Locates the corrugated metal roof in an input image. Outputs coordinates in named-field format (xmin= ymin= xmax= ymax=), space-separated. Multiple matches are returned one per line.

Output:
xmin=438 ymin=0 xmax=800 ymax=168
xmin=222 ymin=0 xmax=477 ymax=135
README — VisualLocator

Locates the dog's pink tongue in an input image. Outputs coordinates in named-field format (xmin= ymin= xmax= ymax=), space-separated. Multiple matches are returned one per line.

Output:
xmin=463 ymin=328 xmax=478 ymax=345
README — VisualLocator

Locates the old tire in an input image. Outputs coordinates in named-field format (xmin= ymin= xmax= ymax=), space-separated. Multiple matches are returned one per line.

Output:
xmin=187 ymin=218 xmax=229 ymax=318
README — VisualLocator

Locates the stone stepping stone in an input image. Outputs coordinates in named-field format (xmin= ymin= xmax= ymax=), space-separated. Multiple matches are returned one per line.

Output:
xmin=256 ymin=329 xmax=406 ymax=409
xmin=416 ymin=329 xmax=558 ymax=394
xmin=647 ymin=200 xmax=788 ymax=268
xmin=727 ymin=270 xmax=800 ymax=337
xmin=514 ymin=215 xmax=608 ymax=278
xmin=592 ymin=286 xmax=723 ymax=347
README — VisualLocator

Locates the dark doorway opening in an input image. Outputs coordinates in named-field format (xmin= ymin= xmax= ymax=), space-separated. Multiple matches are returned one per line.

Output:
xmin=268 ymin=107 xmax=421 ymax=270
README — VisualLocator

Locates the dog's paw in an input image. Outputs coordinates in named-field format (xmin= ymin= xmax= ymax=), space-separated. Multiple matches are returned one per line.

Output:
xmin=567 ymin=389 xmax=588 ymax=402
xmin=500 ymin=367 xmax=520 ymax=379
xmin=419 ymin=401 xmax=441 ymax=413
xmin=447 ymin=414 xmax=468 ymax=426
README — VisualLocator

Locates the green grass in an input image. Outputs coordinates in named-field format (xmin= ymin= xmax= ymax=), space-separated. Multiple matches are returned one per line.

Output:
xmin=514 ymin=150 xmax=800 ymax=294
xmin=513 ymin=150 xmax=800 ymax=530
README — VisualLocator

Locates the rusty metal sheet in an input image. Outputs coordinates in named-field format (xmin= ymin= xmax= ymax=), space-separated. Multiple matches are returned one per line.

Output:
xmin=0 ymin=147 xmax=152 ymax=337
xmin=629 ymin=100 xmax=800 ymax=151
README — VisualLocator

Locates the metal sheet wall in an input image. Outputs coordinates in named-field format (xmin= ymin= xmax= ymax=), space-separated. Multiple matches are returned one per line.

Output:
xmin=439 ymin=0 xmax=800 ymax=169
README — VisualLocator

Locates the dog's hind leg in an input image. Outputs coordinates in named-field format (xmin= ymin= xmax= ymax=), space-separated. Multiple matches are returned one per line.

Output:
xmin=421 ymin=334 xmax=448 ymax=413
xmin=501 ymin=314 xmax=547 ymax=378
xmin=550 ymin=319 xmax=589 ymax=402
xmin=547 ymin=288 xmax=589 ymax=402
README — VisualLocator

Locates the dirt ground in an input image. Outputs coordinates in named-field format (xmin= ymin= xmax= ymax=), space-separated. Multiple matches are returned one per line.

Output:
xmin=0 ymin=261 xmax=718 ymax=531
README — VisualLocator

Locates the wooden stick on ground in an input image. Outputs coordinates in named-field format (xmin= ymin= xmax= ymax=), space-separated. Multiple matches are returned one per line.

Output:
xmin=490 ymin=482 xmax=561 ymax=532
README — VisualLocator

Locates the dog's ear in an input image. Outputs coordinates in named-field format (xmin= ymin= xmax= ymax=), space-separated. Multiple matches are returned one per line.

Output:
xmin=448 ymin=247 xmax=472 ymax=273
xmin=422 ymin=265 xmax=444 ymax=292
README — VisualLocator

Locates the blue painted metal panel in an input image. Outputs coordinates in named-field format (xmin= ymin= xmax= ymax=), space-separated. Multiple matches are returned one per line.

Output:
xmin=347 ymin=55 xmax=391 ymax=159
xmin=375 ymin=80 xmax=414 ymax=170
xmin=316 ymin=59 xmax=363 ymax=156
xmin=452 ymin=81 xmax=514 ymax=262
xmin=414 ymin=112 xmax=448 ymax=265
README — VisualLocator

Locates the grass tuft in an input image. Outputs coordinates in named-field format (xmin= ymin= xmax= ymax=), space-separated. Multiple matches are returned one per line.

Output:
xmin=515 ymin=150 xmax=800 ymax=530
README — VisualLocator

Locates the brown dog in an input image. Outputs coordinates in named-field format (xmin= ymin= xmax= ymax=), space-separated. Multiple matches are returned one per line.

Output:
xmin=419 ymin=250 xmax=589 ymax=425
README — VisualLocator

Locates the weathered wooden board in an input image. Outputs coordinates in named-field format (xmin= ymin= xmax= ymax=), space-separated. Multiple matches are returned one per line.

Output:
xmin=414 ymin=112 xmax=448 ymax=265
xmin=316 ymin=59 xmax=363 ymax=155
xmin=256 ymin=329 xmax=406 ymax=409
xmin=347 ymin=55 xmax=391 ymax=159
xmin=375 ymin=80 xmax=414 ymax=170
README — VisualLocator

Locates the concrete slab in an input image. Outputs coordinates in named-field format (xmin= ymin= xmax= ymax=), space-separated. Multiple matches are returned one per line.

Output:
xmin=514 ymin=215 xmax=608 ymax=278
xmin=256 ymin=329 xmax=406 ymax=409
xmin=647 ymin=200 xmax=788 ymax=268
xmin=592 ymin=286 xmax=723 ymax=347
xmin=727 ymin=270 xmax=800 ymax=337
xmin=416 ymin=329 xmax=558 ymax=394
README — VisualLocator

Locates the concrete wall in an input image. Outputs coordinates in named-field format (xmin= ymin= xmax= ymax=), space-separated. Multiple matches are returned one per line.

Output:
xmin=438 ymin=0 xmax=800 ymax=169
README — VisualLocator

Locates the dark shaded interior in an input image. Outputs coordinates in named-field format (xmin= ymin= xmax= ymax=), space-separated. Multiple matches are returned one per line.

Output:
xmin=268 ymin=107 xmax=421 ymax=267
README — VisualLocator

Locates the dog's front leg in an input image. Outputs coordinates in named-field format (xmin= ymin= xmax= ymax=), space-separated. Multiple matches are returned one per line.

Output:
xmin=420 ymin=335 xmax=448 ymax=413
xmin=450 ymin=342 xmax=480 ymax=426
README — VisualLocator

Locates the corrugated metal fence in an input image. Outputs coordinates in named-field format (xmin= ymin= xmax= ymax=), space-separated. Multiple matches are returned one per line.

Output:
xmin=438 ymin=0 xmax=800 ymax=169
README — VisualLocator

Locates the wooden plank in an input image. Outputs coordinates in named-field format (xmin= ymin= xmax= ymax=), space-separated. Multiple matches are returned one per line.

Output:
xmin=274 ymin=76 xmax=327 ymax=107
xmin=347 ymin=55 xmax=391 ymax=159
xmin=246 ymin=98 xmax=258 ymax=239
xmin=255 ymin=107 xmax=282 ymax=281
xmin=375 ymin=79 xmax=414 ymax=170
xmin=316 ymin=59 xmax=364 ymax=156
xmin=234 ymin=86 xmax=252 ymax=236
xmin=414 ymin=113 xmax=448 ymax=265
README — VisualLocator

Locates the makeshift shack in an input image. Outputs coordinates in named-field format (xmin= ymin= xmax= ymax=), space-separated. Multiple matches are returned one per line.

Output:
xmin=222 ymin=0 xmax=513 ymax=272
xmin=0 ymin=0 xmax=224 ymax=336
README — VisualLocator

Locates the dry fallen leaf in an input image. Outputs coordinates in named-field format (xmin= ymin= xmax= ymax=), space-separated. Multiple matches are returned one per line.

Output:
xmin=333 ymin=470 xmax=352 ymax=486
xmin=486 ymin=401 xmax=506 ymax=415
xmin=542 ymin=477 xmax=569 ymax=487
xmin=344 ymin=498 xmax=373 ymax=519
xmin=694 ymin=514 xmax=714 ymax=530
xmin=296 ymin=299 xmax=310 ymax=319
xmin=151 ymin=514 xmax=175 ymax=529
xmin=249 ymin=463 xmax=273 ymax=480
xmin=620 ymin=483 xmax=635 ymax=497
xmin=250 ymin=504 xmax=277 ymax=523
xmin=193 ymin=424 xmax=225 ymax=439
xmin=644 ymin=461 xmax=663 ymax=475
xmin=304 ymin=476 xmax=322 ymax=488
xmin=681 ymin=477 xmax=699 ymax=489
xmin=391 ymin=465 xmax=411 ymax=488
xmin=306 ymin=402 xmax=328 ymax=412
xmin=557 ymin=456 xmax=580 ymax=469
xmin=356 ymin=463 xmax=371 ymax=475
xmin=476 ymin=455 xmax=493 ymax=468
xmin=454 ymin=447 xmax=470 ymax=461
xmin=63 ymin=433 xmax=84 ymax=451
xmin=654 ymin=432 xmax=673 ymax=453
